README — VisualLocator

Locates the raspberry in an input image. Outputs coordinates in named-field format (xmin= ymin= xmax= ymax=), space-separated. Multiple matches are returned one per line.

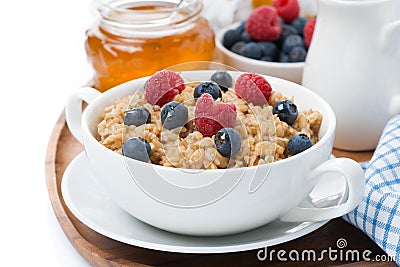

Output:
xmin=235 ymin=73 xmax=272 ymax=106
xmin=304 ymin=18 xmax=316 ymax=49
xmin=195 ymin=94 xmax=237 ymax=137
xmin=144 ymin=70 xmax=185 ymax=107
xmin=273 ymin=0 xmax=300 ymax=24
xmin=245 ymin=6 xmax=281 ymax=41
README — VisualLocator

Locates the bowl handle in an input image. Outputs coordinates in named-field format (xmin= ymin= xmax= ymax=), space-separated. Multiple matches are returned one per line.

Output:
xmin=280 ymin=158 xmax=365 ymax=222
xmin=65 ymin=87 xmax=101 ymax=144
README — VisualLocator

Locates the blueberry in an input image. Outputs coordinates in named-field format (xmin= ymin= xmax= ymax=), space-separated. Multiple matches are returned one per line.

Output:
xmin=288 ymin=134 xmax=313 ymax=155
xmin=291 ymin=17 xmax=308 ymax=36
xmin=258 ymin=41 xmax=279 ymax=61
xmin=277 ymin=24 xmax=298 ymax=47
xmin=240 ymin=31 xmax=253 ymax=42
xmin=261 ymin=56 xmax=274 ymax=62
xmin=288 ymin=47 xmax=307 ymax=62
xmin=161 ymin=101 xmax=188 ymax=130
xmin=279 ymin=52 xmax=290 ymax=63
xmin=231 ymin=41 xmax=246 ymax=55
xmin=241 ymin=42 xmax=262 ymax=59
xmin=273 ymin=100 xmax=298 ymax=125
xmin=210 ymin=71 xmax=233 ymax=92
xmin=194 ymin=82 xmax=222 ymax=100
xmin=282 ymin=34 xmax=305 ymax=54
xmin=223 ymin=29 xmax=241 ymax=49
xmin=214 ymin=128 xmax=242 ymax=158
xmin=124 ymin=106 xmax=151 ymax=126
xmin=122 ymin=137 xmax=151 ymax=162
xmin=234 ymin=21 xmax=246 ymax=35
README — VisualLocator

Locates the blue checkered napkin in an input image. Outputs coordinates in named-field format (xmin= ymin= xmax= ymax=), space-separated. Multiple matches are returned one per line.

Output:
xmin=344 ymin=114 xmax=400 ymax=265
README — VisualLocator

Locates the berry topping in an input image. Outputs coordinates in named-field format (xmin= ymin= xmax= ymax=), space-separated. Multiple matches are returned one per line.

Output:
xmin=279 ymin=52 xmax=290 ymax=62
xmin=258 ymin=41 xmax=279 ymax=61
xmin=282 ymin=34 xmax=305 ymax=54
xmin=210 ymin=71 xmax=233 ymax=92
xmin=235 ymin=73 xmax=272 ymax=105
xmin=242 ymin=42 xmax=262 ymax=59
xmin=235 ymin=21 xmax=247 ymax=35
xmin=277 ymin=23 xmax=299 ymax=46
xmin=122 ymin=137 xmax=151 ymax=162
xmin=240 ymin=31 xmax=253 ymax=42
xmin=194 ymin=82 xmax=222 ymax=101
xmin=144 ymin=70 xmax=185 ymax=107
xmin=288 ymin=46 xmax=307 ymax=62
xmin=221 ymin=3 xmax=311 ymax=64
xmin=261 ymin=56 xmax=274 ymax=62
xmin=288 ymin=133 xmax=313 ymax=155
xmin=273 ymin=0 xmax=300 ymax=24
xmin=195 ymin=94 xmax=237 ymax=137
xmin=222 ymin=29 xmax=241 ymax=50
xmin=291 ymin=17 xmax=308 ymax=36
xmin=231 ymin=41 xmax=247 ymax=55
xmin=245 ymin=6 xmax=281 ymax=41
xmin=124 ymin=106 xmax=151 ymax=126
xmin=214 ymin=128 xmax=242 ymax=158
xmin=273 ymin=100 xmax=298 ymax=125
xmin=161 ymin=101 xmax=188 ymax=130
xmin=304 ymin=18 xmax=316 ymax=49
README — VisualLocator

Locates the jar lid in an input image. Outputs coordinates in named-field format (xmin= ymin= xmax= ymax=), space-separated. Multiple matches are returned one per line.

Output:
xmin=97 ymin=0 xmax=203 ymax=38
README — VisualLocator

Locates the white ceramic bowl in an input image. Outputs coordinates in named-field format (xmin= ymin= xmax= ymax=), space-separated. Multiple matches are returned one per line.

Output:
xmin=65 ymin=70 xmax=364 ymax=236
xmin=215 ymin=24 xmax=305 ymax=84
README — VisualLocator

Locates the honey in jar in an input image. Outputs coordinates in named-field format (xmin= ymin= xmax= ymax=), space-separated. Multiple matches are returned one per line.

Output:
xmin=85 ymin=0 xmax=216 ymax=92
xmin=252 ymin=0 xmax=273 ymax=8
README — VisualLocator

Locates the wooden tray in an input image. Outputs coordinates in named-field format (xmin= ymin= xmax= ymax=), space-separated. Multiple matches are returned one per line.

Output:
xmin=46 ymin=112 xmax=396 ymax=267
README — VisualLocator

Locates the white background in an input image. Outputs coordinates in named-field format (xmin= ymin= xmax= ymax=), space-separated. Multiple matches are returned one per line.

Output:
xmin=2 ymin=0 xmax=397 ymax=266
xmin=1 ymin=0 xmax=93 ymax=265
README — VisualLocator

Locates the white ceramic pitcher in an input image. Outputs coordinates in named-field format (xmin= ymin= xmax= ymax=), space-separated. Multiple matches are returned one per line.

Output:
xmin=302 ymin=0 xmax=400 ymax=151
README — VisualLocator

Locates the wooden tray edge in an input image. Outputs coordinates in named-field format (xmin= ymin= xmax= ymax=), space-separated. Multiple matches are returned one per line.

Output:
xmin=44 ymin=111 xmax=151 ymax=267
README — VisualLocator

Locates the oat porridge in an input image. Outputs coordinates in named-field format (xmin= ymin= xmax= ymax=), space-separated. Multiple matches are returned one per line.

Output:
xmin=97 ymin=70 xmax=322 ymax=169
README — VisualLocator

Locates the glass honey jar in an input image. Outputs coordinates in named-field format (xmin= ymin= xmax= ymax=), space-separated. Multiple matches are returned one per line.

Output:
xmin=85 ymin=0 xmax=216 ymax=92
xmin=252 ymin=0 xmax=273 ymax=8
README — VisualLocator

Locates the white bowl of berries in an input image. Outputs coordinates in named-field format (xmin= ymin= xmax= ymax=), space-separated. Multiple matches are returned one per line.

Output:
xmin=215 ymin=1 xmax=316 ymax=84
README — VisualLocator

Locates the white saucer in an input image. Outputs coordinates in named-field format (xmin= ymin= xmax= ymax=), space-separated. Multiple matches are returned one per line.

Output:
xmin=61 ymin=152 xmax=345 ymax=254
